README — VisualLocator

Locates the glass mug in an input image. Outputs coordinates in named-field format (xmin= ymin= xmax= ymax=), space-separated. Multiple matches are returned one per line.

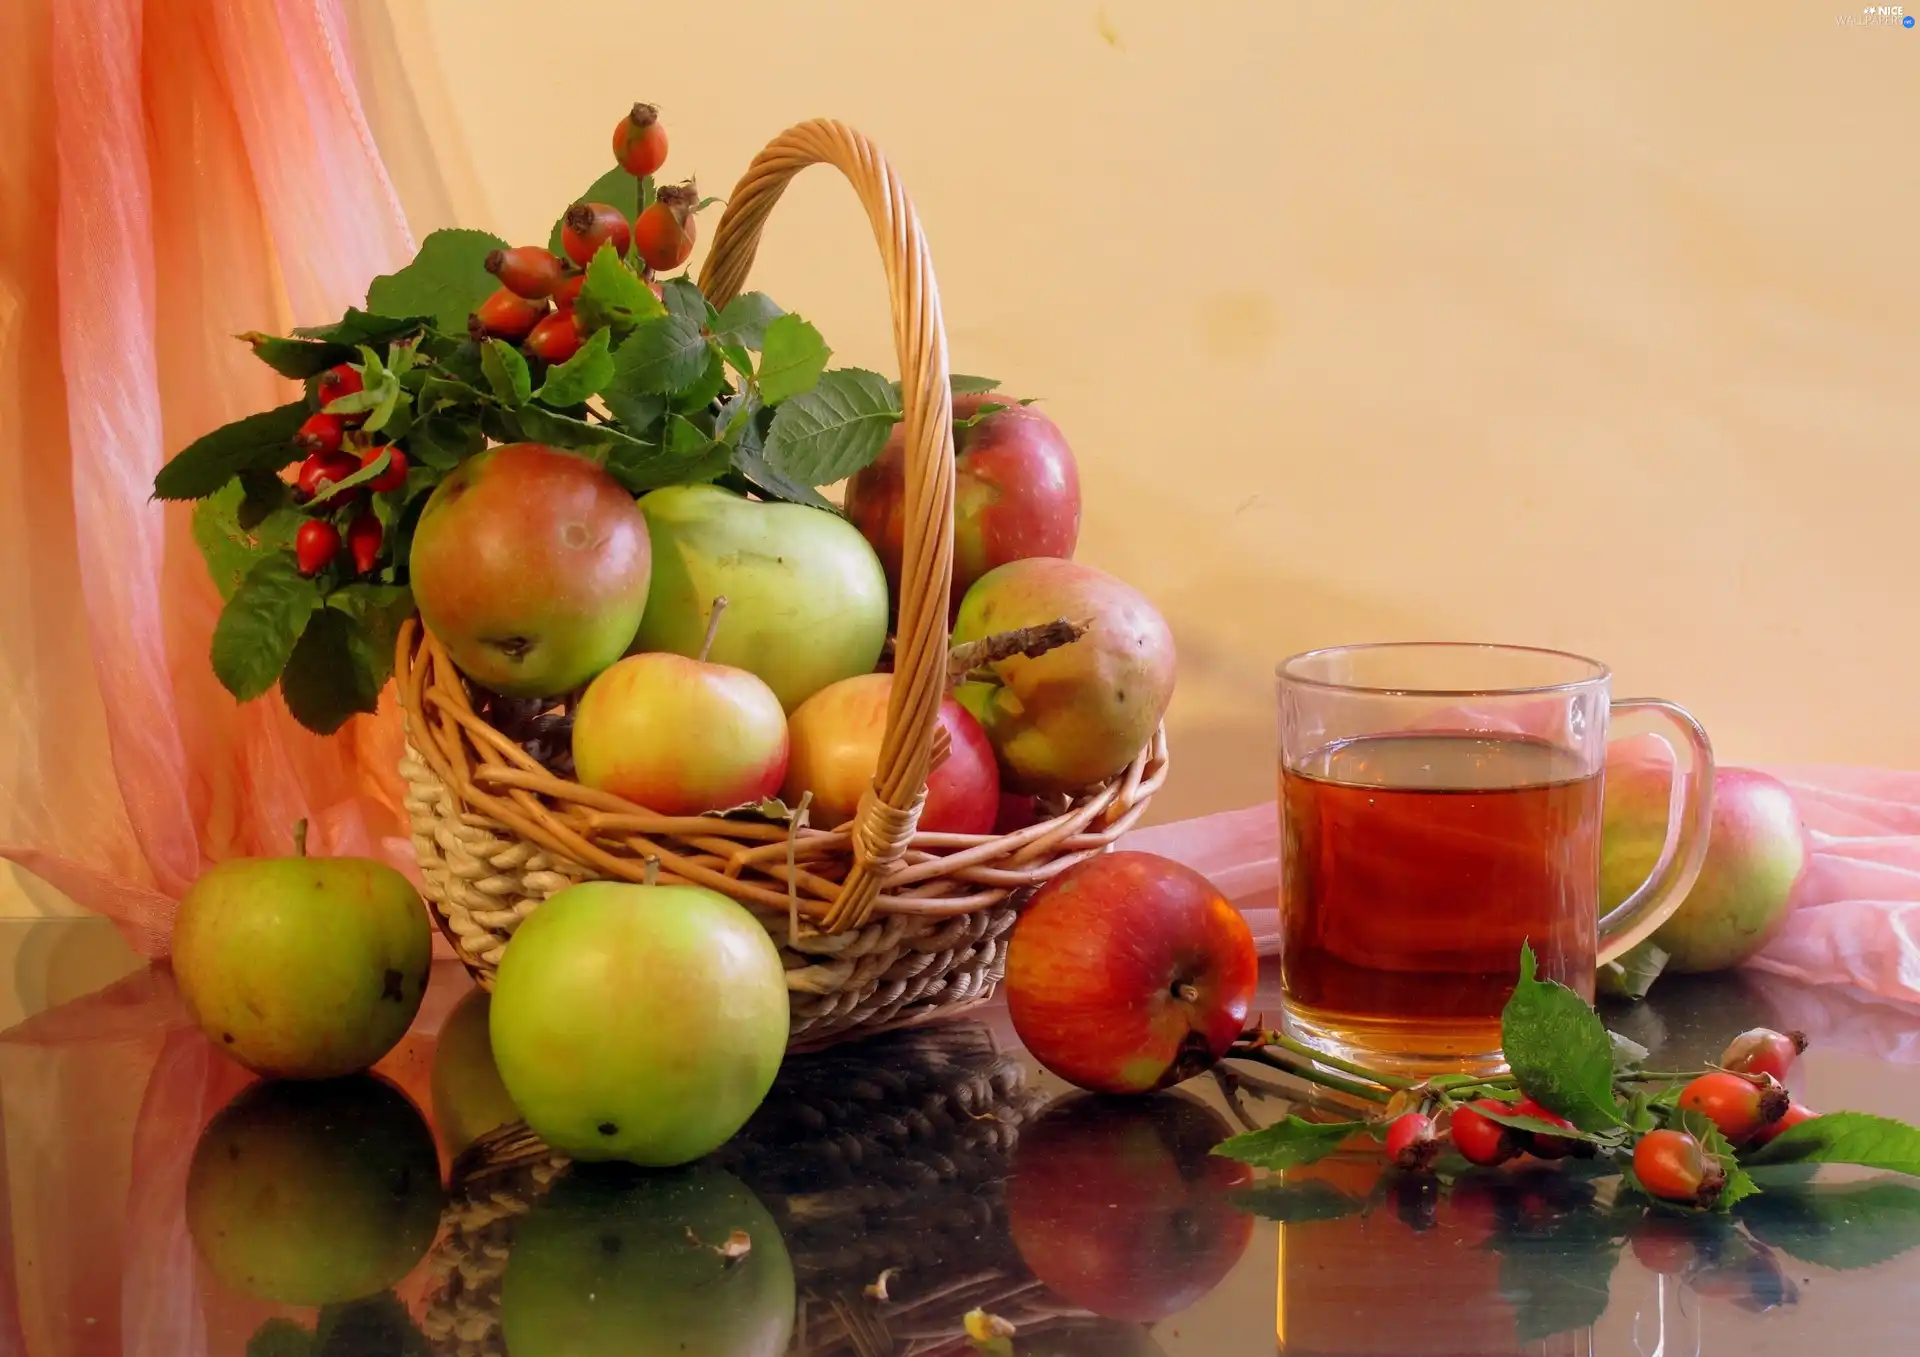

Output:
xmin=1276 ymin=643 xmax=1713 ymax=1074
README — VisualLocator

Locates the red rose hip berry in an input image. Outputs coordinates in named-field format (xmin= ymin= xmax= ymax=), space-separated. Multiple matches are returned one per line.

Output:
xmin=525 ymin=310 xmax=584 ymax=364
xmin=1678 ymin=1071 xmax=1789 ymax=1143
xmin=561 ymin=201 xmax=630 ymax=266
xmin=1451 ymin=1100 xmax=1520 ymax=1167
xmin=295 ymin=520 xmax=340 ymax=575
xmin=1386 ymin=1112 xmax=1440 ymax=1172
xmin=1721 ymin=1028 xmax=1807 ymax=1083
xmin=345 ymin=511 xmax=383 ymax=576
xmin=485 ymin=245 xmax=564 ymax=300
xmin=1750 ymin=1101 xmax=1817 ymax=1147
xmin=1511 ymin=1097 xmax=1582 ymax=1159
xmin=552 ymin=271 xmax=585 ymax=312
xmin=472 ymin=287 xmax=547 ymax=341
xmin=293 ymin=412 xmax=346 ymax=457
xmin=296 ymin=452 xmax=360 ymax=501
xmin=316 ymin=363 xmax=364 ymax=422
xmin=361 ymin=445 xmax=407 ymax=493
xmin=612 ymin=102 xmax=668 ymax=178
xmin=632 ymin=183 xmax=698 ymax=272
xmin=1634 ymin=1129 xmax=1725 ymax=1207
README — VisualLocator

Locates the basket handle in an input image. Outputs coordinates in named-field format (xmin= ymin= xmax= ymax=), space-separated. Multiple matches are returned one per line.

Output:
xmin=699 ymin=120 xmax=955 ymax=933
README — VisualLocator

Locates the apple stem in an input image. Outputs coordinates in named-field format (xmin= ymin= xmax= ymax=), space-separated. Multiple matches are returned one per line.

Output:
xmin=1176 ymin=983 xmax=1201 ymax=1004
xmin=1224 ymin=1044 xmax=1392 ymax=1104
xmin=292 ymin=818 xmax=309 ymax=858
xmin=698 ymin=596 xmax=729 ymax=664
xmin=945 ymin=618 xmax=1091 ymax=688
xmin=643 ymin=855 xmax=660 ymax=887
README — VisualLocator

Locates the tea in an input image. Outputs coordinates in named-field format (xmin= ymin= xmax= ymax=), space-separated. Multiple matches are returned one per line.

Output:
xmin=1280 ymin=732 xmax=1602 ymax=1069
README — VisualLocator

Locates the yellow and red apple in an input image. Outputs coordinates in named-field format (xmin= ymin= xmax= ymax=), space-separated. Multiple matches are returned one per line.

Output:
xmin=782 ymin=672 xmax=1000 ymax=834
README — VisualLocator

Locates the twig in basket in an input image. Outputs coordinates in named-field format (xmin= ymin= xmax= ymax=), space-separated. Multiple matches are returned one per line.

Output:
xmin=945 ymin=618 xmax=1090 ymax=688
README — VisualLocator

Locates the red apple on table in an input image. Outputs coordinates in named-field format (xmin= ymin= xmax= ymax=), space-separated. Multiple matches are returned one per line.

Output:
xmin=571 ymin=600 xmax=788 ymax=815
xmin=1601 ymin=760 xmax=1809 ymax=974
xmin=781 ymin=672 xmax=1000 ymax=833
xmin=844 ymin=392 xmax=1081 ymax=611
xmin=1005 ymin=851 xmax=1257 ymax=1094
xmin=1007 ymin=1090 xmax=1253 ymax=1324
xmin=953 ymin=558 xmax=1176 ymax=795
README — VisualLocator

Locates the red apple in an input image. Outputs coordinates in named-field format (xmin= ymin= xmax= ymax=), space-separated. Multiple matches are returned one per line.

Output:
xmin=1601 ymin=761 xmax=1809 ymax=973
xmin=1005 ymin=851 xmax=1258 ymax=1094
xmin=844 ymin=393 xmax=1081 ymax=611
xmin=572 ymin=647 xmax=788 ymax=816
xmin=782 ymin=673 xmax=999 ymax=833
xmin=952 ymin=558 xmax=1176 ymax=795
xmin=1007 ymin=1090 xmax=1253 ymax=1324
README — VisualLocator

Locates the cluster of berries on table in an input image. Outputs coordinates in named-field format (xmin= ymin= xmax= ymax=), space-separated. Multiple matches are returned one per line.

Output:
xmin=1382 ymin=1027 xmax=1813 ymax=1210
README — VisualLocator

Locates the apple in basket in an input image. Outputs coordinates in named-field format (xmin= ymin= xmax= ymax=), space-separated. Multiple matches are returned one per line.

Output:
xmin=629 ymin=483 xmax=890 ymax=711
xmin=409 ymin=443 xmax=653 ymax=699
xmin=185 ymin=1077 xmax=444 ymax=1306
xmin=952 ymin=558 xmax=1175 ymax=795
xmin=571 ymin=598 xmax=789 ymax=815
xmin=843 ymin=392 xmax=1082 ymax=610
xmin=487 ymin=879 xmax=789 ymax=1167
xmin=1007 ymin=1090 xmax=1253 ymax=1324
xmin=1005 ymin=851 xmax=1258 ymax=1095
xmin=782 ymin=672 xmax=1000 ymax=833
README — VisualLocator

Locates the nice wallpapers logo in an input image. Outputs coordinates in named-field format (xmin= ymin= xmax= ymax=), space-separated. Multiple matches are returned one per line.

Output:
xmin=1837 ymin=4 xmax=1914 ymax=25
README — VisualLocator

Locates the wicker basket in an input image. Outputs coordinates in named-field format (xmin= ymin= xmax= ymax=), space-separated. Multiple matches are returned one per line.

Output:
xmin=396 ymin=119 xmax=1168 ymax=1045
xmin=420 ymin=1023 xmax=1097 ymax=1357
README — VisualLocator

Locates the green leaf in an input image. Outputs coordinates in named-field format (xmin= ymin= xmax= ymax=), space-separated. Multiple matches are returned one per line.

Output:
xmin=211 ymin=556 xmax=322 ymax=703
xmin=280 ymin=607 xmax=380 ymax=734
xmin=192 ymin=480 xmax=304 ymax=602
xmin=1501 ymin=943 xmax=1624 ymax=1132
xmin=730 ymin=437 xmax=837 ymax=512
xmin=661 ymin=277 xmax=716 ymax=327
xmin=416 ymin=373 xmax=484 ymax=416
xmin=1487 ymin=1208 xmax=1624 ymax=1343
xmin=1744 ymin=1112 xmax=1920 ymax=1176
xmin=410 ymin=413 xmax=484 ymax=470
xmin=1609 ymin=1030 xmax=1651 ymax=1072
xmin=602 ymin=414 xmax=731 ymax=494
xmin=1740 ymin=1182 xmax=1920 ymax=1271
xmin=1596 ymin=939 xmax=1669 ymax=1001
xmin=949 ymin=373 xmax=1001 ymax=397
xmin=329 ymin=583 xmax=413 ymax=685
xmin=602 ymin=389 xmax=667 ymax=433
xmin=756 ymin=314 xmax=832 ymax=405
xmin=1210 ymin=1117 xmax=1369 ymax=1171
xmin=761 ymin=368 xmax=901 ymax=485
xmin=292 ymin=309 xmax=434 ymax=348
xmin=1680 ymin=1110 xmax=1760 ymax=1210
xmin=481 ymin=339 xmax=532 ymax=407
xmin=365 ymin=228 xmax=509 ymax=334
xmin=1229 ymin=1180 xmax=1365 ymax=1224
xmin=1466 ymin=1103 xmax=1618 ymax=1148
xmin=535 ymin=327 xmax=615 ymax=407
xmin=609 ymin=314 xmax=711 ymax=395
xmin=310 ymin=449 xmax=391 ymax=506
xmin=547 ymin=167 xmax=642 ymax=255
xmin=575 ymin=242 xmax=666 ymax=334
xmin=671 ymin=346 xmax=729 ymax=414
xmin=238 ymin=334 xmax=347 ymax=380
xmin=512 ymin=404 xmax=647 ymax=458
xmin=713 ymin=292 xmax=783 ymax=350
xmin=246 ymin=1318 xmax=317 ymax=1357
xmin=1624 ymin=1090 xmax=1658 ymax=1133
xmin=154 ymin=402 xmax=309 ymax=501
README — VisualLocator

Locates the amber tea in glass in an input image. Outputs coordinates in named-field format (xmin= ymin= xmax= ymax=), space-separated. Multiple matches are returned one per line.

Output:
xmin=1277 ymin=644 xmax=1714 ymax=1074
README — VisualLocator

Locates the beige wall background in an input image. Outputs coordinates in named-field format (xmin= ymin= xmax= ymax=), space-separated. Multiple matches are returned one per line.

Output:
xmin=362 ymin=0 xmax=1919 ymax=826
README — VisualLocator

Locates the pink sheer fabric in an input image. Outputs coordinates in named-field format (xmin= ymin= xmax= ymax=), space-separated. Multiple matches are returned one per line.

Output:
xmin=1118 ymin=764 xmax=1920 ymax=1009
xmin=0 ymin=0 xmax=418 ymax=957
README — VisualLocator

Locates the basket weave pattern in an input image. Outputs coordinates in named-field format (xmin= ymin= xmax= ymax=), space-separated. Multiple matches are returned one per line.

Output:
xmin=396 ymin=119 xmax=1167 ymax=1044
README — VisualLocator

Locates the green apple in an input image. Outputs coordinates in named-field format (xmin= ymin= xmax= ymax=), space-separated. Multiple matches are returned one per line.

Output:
xmin=1601 ymin=762 xmax=1808 ymax=974
xmin=410 ymin=443 xmax=653 ymax=697
xmin=501 ymin=1165 xmax=794 ymax=1357
xmin=488 ymin=881 xmax=789 ymax=1166
xmin=953 ymin=558 xmax=1176 ymax=795
xmin=631 ymin=484 xmax=888 ymax=711
xmin=186 ymin=1077 xmax=444 ymax=1305
xmin=173 ymin=853 xmax=431 ymax=1079
xmin=430 ymin=987 xmax=521 ymax=1158
xmin=571 ymin=649 xmax=789 ymax=815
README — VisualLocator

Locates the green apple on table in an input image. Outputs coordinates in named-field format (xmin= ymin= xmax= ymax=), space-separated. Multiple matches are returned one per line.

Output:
xmin=487 ymin=880 xmax=789 ymax=1167
xmin=630 ymin=484 xmax=888 ymax=711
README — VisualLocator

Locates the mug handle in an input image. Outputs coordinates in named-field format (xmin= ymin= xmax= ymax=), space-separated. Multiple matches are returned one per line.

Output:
xmin=1597 ymin=699 xmax=1716 ymax=965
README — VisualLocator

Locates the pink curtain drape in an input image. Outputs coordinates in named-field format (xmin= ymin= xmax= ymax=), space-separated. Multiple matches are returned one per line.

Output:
xmin=0 ymin=0 xmax=418 ymax=957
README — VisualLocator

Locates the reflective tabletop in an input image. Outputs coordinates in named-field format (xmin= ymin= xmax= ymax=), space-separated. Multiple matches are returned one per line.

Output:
xmin=4 ymin=914 xmax=1919 ymax=1356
